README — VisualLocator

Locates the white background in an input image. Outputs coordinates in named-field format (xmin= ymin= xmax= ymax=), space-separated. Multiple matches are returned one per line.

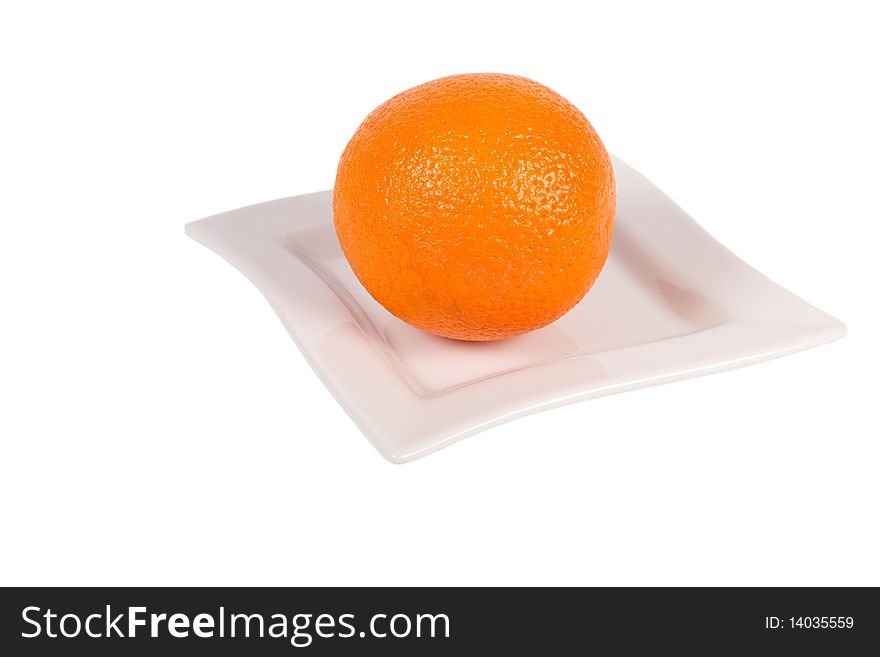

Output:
xmin=1 ymin=1 xmax=877 ymax=586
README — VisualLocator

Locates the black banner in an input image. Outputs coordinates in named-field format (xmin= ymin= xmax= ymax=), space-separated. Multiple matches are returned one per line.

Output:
xmin=1 ymin=587 xmax=876 ymax=654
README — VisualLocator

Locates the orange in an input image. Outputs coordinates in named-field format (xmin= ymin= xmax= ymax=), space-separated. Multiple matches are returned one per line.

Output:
xmin=333 ymin=73 xmax=615 ymax=341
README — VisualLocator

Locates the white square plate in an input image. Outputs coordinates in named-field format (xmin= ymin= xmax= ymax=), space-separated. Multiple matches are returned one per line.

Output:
xmin=186 ymin=157 xmax=845 ymax=462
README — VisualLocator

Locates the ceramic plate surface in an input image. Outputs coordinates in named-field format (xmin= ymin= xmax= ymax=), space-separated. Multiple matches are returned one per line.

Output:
xmin=186 ymin=157 xmax=845 ymax=462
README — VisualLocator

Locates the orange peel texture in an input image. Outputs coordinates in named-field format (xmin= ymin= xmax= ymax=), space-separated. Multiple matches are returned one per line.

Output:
xmin=333 ymin=73 xmax=616 ymax=341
